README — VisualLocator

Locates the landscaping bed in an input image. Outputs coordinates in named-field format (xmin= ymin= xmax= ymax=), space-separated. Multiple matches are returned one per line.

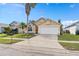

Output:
xmin=59 ymin=42 xmax=79 ymax=51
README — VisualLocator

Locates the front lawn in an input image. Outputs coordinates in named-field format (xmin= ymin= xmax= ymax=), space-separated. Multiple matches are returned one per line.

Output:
xmin=7 ymin=34 xmax=35 ymax=38
xmin=59 ymin=42 xmax=79 ymax=51
xmin=0 ymin=38 xmax=22 ymax=44
xmin=58 ymin=34 xmax=79 ymax=41
xmin=0 ymin=34 xmax=8 ymax=37
xmin=0 ymin=34 xmax=34 ymax=44
xmin=0 ymin=33 xmax=35 ymax=38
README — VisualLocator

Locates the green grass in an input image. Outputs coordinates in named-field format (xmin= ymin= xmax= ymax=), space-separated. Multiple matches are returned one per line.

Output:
xmin=0 ymin=34 xmax=33 ymax=44
xmin=7 ymin=34 xmax=35 ymax=38
xmin=0 ymin=34 xmax=8 ymax=37
xmin=0 ymin=38 xmax=22 ymax=44
xmin=59 ymin=42 xmax=79 ymax=51
xmin=0 ymin=33 xmax=35 ymax=38
xmin=58 ymin=34 xmax=79 ymax=41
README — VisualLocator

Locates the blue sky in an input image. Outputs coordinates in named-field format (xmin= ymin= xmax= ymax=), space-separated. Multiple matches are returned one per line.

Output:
xmin=0 ymin=3 xmax=79 ymax=27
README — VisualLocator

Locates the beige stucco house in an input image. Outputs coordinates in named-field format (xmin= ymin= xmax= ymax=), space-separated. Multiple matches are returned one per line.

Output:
xmin=27 ymin=17 xmax=61 ymax=35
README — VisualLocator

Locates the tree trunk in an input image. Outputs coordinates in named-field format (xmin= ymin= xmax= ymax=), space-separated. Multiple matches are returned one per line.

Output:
xmin=27 ymin=15 xmax=29 ymax=34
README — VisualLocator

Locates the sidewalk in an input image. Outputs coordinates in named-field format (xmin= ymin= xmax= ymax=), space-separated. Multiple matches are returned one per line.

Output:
xmin=2 ymin=37 xmax=29 ymax=40
xmin=59 ymin=40 xmax=79 ymax=43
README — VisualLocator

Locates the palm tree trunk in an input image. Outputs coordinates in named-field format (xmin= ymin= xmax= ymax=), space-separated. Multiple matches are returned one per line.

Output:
xmin=27 ymin=15 xmax=29 ymax=34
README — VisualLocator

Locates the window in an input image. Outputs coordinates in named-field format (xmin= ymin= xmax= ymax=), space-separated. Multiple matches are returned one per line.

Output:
xmin=28 ymin=25 xmax=32 ymax=31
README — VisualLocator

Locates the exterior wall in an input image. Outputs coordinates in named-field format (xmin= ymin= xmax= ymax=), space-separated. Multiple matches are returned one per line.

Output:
xmin=76 ymin=24 xmax=79 ymax=30
xmin=69 ymin=26 xmax=76 ymax=35
xmin=18 ymin=28 xmax=23 ymax=33
xmin=65 ymin=26 xmax=76 ymax=35
xmin=32 ymin=25 xmax=36 ymax=33
xmin=23 ymin=28 xmax=27 ymax=33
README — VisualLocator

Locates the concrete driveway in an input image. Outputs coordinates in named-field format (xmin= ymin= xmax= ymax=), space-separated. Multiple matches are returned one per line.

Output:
xmin=12 ymin=34 xmax=64 ymax=49
xmin=10 ymin=34 xmax=69 ymax=56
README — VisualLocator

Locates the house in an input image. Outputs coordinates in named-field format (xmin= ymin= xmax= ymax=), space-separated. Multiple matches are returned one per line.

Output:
xmin=9 ymin=21 xmax=20 ymax=29
xmin=27 ymin=17 xmax=61 ymax=35
xmin=64 ymin=21 xmax=79 ymax=35
xmin=0 ymin=23 xmax=9 ymax=33
xmin=9 ymin=21 xmax=23 ymax=33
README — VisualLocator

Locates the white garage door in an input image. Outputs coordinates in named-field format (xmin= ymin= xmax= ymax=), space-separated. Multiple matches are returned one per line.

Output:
xmin=38 ymin=26 xmax=59 ymax=34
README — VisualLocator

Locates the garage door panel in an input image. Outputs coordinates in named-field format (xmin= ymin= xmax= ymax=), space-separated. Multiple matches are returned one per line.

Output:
xmin=38 ymin=26 xmax=59 ymax=34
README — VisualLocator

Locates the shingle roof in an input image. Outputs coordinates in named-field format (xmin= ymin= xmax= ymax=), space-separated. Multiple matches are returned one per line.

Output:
xmin=64 ymin=21 xmax=79 ymax=29
xmin=36 ymin=17 xmax=46 ymax=22
xmin=46 ymin=18 xmax=61 ymax=25
xmin=35 ymin=17 xmax=61 ymax=25
xmin=9 ymin=21 xmax=19 ymax=26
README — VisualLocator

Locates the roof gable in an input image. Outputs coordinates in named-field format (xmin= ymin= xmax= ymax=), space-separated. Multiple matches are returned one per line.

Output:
xmin=35 ymin=17 xmax=46 ymax=25
xmin=31 ymin=17 xmax=61 ymax=26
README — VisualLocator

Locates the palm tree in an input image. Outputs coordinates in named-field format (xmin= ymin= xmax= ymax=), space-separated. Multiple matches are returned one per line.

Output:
xmin=20 ymin=22 xmax=27 ymax=33
xmin=25 ymin=3 xmax=36 ymax=33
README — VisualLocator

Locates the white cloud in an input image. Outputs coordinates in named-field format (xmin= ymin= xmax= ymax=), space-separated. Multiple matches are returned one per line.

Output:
xmin=1 ymin=3 xmax=7 ymax=5
xmin=12 ymin=3 xmax=25 ymax=8
xmin=62 ymin=20 xmax=79 ymax=28
xmin=14 ymin=4 xmax=25 ymax=8
xmin=0 ymin=3 xmax=25 ymax=8
xmin=69 ymin=4 xmax=75 ymax=8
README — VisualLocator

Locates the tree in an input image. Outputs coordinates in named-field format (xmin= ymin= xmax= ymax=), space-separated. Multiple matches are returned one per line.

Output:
xmin=25 ymin=3 xmax=36 ymax=33
xmin=4 ymin=27 xmax=12 ymax=34
xmin=58 ymin=19 xmax=63 ymax=35
xmin=58 ymin=20 xmax=61 ymax=23
xmin=20 ymin=22 xmax=26 ymax=29
xmin=4 ymin=27 xmax=16 ymax=43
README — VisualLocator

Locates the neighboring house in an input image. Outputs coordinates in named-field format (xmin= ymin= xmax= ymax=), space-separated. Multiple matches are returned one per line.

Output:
xmin=0 ymin=23 xmax=9 ymax=33
xmin=27 ymin=17 xmax=61 ymax=35
xmin=64 ymin=21 xmax=79 ymax=35
xmin=9 ymin=21 xmax=23 ymax=33
xmin=9 ymin=21 xmax=19 ymax=29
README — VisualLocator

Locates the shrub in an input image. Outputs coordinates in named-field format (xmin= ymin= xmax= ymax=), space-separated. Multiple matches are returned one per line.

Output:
xmin=76 ymin=30 xmax=79 ymax=35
